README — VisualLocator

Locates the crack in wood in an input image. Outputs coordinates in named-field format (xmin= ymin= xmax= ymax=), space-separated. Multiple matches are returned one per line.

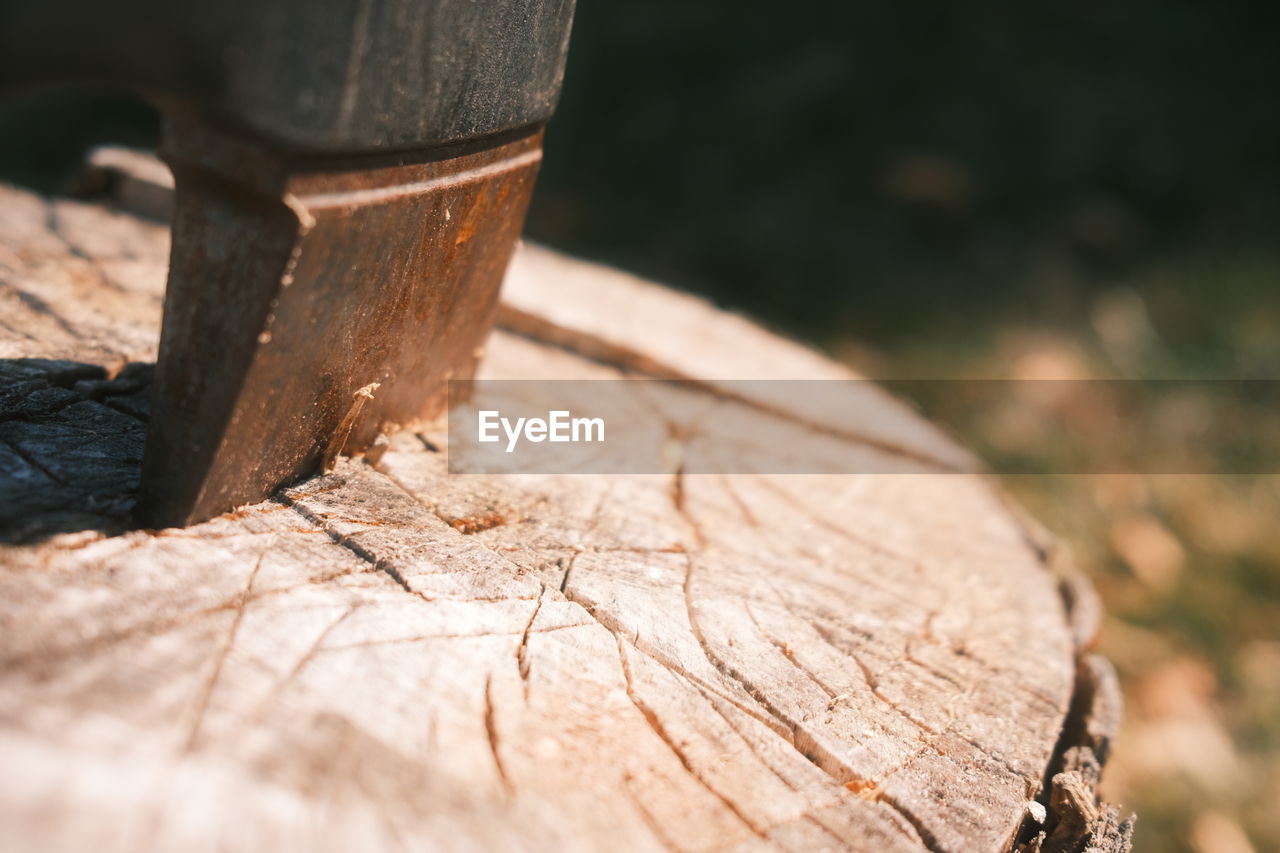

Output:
xmin=674 ymin=553 xmax=920 ymax=823
xmin=612 ymin=632 xmax=770 ymax=842
xmin=184 ymin=538 xmax=271 ymax=752
xmin=318 ymin=621 xmax=593 ymax=653
xmin=492 ymin=320 xmax=966 ymax=476
xmin=876 ymin=791 xmax=948 ymax=853
xmin=268 ymin=601 xmax=363 ymax=695
xmin=717 ymin=474 xmax=761 ymax=528
xmin=557 ymin=551 xmax=577 ymax=594
xmin=281 ymin=493 xmax=418 ymax=595
xmin=0 ymin=553 xmax=347 ymax=672
xmin=516 ymin=585 xmax=546 ymax=697
xmin=483 ymin=674 xmax=513 ymax=797
xmin=623 ymin=773 xmax=687 ymax=853
xmin=667 ymin=467 xmax=705 ymax=548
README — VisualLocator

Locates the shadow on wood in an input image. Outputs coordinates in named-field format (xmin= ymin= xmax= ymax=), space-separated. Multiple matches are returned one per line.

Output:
xmin=0 ymin=358 xmax=150 ymax=543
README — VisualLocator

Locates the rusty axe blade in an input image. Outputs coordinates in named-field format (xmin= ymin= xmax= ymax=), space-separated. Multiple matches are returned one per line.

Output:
xmin=1 ymin=0 xmax=576 ymax=527
xmin=136 ymin=116 xmax=542 ymax=527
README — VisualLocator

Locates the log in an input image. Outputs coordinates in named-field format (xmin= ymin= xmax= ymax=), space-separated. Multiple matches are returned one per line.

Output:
xmin=0 ymin=180 xmax=1132 ymax=852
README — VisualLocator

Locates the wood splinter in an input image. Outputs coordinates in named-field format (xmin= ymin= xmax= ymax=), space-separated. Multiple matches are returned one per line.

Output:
xmin=323 ymin=382 xmax=382 ymax=473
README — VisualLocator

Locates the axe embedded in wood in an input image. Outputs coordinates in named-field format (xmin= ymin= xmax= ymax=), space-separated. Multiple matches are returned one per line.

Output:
xmin=0 ymin=0 xmax=576 ymax=526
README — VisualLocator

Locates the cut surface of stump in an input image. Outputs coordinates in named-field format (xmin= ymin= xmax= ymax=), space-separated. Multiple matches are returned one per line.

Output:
xmin=0 ymin=181 xmax=1131 ymax=852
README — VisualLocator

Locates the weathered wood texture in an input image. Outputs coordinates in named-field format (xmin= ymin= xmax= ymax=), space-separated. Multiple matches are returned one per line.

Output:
xmin=0 ymin=182 xmax=1131 ymax=852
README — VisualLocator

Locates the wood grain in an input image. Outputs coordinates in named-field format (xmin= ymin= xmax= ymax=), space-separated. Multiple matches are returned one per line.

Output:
xmin=0 ymin=182 xmax=1131 ymax=852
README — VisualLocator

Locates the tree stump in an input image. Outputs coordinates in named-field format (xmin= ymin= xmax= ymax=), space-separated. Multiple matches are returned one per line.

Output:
xmin=0 ymin=178 xmax=1132 ymax=852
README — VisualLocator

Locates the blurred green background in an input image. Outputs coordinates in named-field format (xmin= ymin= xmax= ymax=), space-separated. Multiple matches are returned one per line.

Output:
xmin=2 ymin=2 xmax=1278 ymax=850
